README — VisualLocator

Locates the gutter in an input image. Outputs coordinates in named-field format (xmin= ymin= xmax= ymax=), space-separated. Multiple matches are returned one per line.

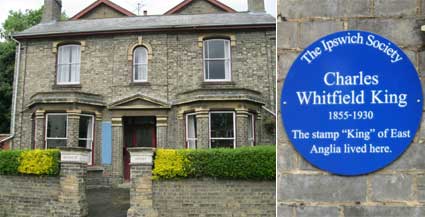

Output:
xmin=0 ymin=35 xmax=21 ymax=147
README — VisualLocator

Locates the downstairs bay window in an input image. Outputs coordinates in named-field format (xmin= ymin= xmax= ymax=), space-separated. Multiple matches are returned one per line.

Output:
xmin=209 ymin=111 xmax=235 ymax=148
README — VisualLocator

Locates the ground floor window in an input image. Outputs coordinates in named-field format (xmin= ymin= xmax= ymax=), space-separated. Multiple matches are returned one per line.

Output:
xmin=79 ymin=115 xmax=94 ymax=165
xmin=186 ymin=113 xmax=197 ymax=149
xmin=46 ymin=114 xmax=68 ymax=148
xmin=209 ymin=111 xmax=235 ymax=148
xmin=248 ymin=113 xmax=255 ymax=146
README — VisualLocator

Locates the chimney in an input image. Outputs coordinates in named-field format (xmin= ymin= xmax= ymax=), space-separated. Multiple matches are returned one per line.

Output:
xmin=247 ymin=0 xmax=265 ymax=13
xmin=143 ymin=10 xmax=148 ymax=16
xmin=41 ymin=0 xmax=62 ymax=23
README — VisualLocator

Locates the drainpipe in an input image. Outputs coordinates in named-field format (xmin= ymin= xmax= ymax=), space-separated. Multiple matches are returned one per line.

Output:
xmin=0 ymin=35 xmax=21 ymax=148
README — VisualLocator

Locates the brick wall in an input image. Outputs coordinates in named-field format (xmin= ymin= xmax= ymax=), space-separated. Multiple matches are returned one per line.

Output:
xmin=0 ymin=158 xmax=88 ymax=217
xmin=277 ymin=0 xmax=425 ymax=216
xmin=153 ymin=179 xmax=276 ymax=217
xmin=0 ymin=175 xmax=60 ymax=217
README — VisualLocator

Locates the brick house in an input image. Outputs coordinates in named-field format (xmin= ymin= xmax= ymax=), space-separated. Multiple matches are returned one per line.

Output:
xmin=11 ymin=0 xmax=276 ymax=183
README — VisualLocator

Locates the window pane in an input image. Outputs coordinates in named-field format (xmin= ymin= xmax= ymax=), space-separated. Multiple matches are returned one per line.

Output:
xmin=135 ymin=64 xmax=147 ymax=81
xmin=208 ymin=40 xmax=225 ymax=58
xmin=210 ymin=113 xmax=234 ymax=138
xmin=134 ymin=47 xmax=148 ymax=64
xmin=47 ymin=115 xmax=67 ymax=138
xmin=47 ymin=139 xmax=67 ymax=148
xmin=70 ymin=63 xmax=80 ymax=83
xmin=187 ymin=140 xmax=197 ymax=149
xmin=78 ymin=139 xmax=92 ymax=149
xmin=207 ymin=60 xmax=225 ymax=80
xmin=58 ymin=64 xmax=69 ymax=83
xmin=248 ymin=114 xmax=254 ymax=145
xmin=211 ymin=139 xmax=234 ymax=148
xmin=79 ymin=116 xmax=93 ymax=139
xmin=187 ymin=115 xmax=197 ymax=139
xmin=70 ymin=45 xmax=80 ymax=64
xmin=58 ymin=46 xmax=71 ymax=64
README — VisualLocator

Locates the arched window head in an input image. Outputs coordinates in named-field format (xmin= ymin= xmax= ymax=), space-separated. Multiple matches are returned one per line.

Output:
xmin=57 ymin=44 xmax=81 ymax=85
xmin=133 ymin=46 xmax=148 ymax=82
xmin=203 ymin=39 xmax=231 ymax=81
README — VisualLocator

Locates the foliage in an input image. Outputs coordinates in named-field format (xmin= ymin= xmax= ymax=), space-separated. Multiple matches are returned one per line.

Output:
xmin=0 ymin=150 xmax=21 ymax=175
xmin=152 ymin=146 xmax=275 ymax=181
xmin=0 ymin=149 xmax=60 ymax=176
xmin=18 ymin=149 xmax=60 ymax=175
xmin=1 ymin=8 xmax=43 ymax=36
xmin=0 ymin=42 xmax=15 ymax=132
xmin=152 ymin=149 xmax=191 ymax=180
xmin=0 ymin=8 xmax=44 ymax=133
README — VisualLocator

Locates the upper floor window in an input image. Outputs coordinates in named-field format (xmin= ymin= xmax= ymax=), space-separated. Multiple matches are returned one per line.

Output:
xmin=133 ymin=46 xmax=148 ymax=82
xmin=203 ymin=39 xmax=231 ymax=81
xmin=57 ymin=44 xmax=81 ymax=85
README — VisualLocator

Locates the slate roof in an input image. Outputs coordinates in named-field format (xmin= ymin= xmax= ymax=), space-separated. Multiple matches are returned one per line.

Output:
xmin=14 ymin=12 xmax=275 ymax=38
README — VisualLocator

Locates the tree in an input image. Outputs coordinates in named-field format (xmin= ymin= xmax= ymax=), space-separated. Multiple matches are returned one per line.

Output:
xmin=0 ymin=8 xmax=43 ymax=133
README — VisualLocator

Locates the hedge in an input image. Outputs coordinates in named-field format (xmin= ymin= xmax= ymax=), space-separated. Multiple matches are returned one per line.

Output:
xmin=0 ymin=149 xmax=60 ymax=176
xmin=152 ymin=145 xmax=275 ymax=180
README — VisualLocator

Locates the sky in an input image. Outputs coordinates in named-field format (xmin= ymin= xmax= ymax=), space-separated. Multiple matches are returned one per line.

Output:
xmin=0 ymin=0 xmax=276 ymax=28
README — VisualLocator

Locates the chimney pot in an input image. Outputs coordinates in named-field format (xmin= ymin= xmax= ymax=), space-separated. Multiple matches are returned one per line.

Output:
xmin=41 ymin=0 xmax=62 ymax=23
xmin=248 ymin=0 xmax=265 ymax=13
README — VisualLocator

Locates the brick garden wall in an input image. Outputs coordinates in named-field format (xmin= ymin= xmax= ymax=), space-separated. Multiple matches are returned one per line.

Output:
xmin=153 ymin=179 xmax=276 ymax=217
xmin=0 ymin=175 xmax=60 ymax=217
xmin=277 ymin=0 xmax=425 ymax=216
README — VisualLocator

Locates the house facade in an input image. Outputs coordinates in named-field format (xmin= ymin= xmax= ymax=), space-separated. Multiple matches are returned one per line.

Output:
xmin=11 ymin=0 xmax=276 ymax=183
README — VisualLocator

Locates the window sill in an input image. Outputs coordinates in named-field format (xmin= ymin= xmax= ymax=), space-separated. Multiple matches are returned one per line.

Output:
xmin=130 ymin=82 xmax=151 ymax=86
xmin=201 ymin=81 xmax=235 ymax=86
xmin=52 ymin=84 xmax=82 ymax=89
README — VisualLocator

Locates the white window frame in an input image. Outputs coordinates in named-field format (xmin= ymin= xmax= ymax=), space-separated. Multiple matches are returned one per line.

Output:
xmin=185 ymin=113 xmax=197 ymax=149
xmin=208 ymin=111 xmax=236 ymax=149
xmin=57 ymin=44 xmax=81 ymax=85
xmin=133 ymin=46 xmax=148 ymax=82
xmin=247 ymin=113 xmax=255 ymax=146
xmin=203 ymin=39 xmax=231 ymax=82
xmin=45 ymin=113 xmax=68 ymax=149
xmin=78 ymin=114 xmax=94 ymax=165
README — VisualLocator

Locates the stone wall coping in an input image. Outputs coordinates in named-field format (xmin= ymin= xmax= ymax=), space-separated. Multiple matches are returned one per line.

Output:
xmin=60 ymin=147 xmax=91 ymax=164
xmin=128 ymin=147 xmax=155 ymax=165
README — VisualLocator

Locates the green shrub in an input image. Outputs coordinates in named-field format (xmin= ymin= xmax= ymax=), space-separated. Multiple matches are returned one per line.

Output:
xmin=152 ymin=145 xmax=275 ymax=180
xmin=0 ymin=150 xmax=22 ymax=175
xmin=0 ymin=149 xmax=60 ymax=176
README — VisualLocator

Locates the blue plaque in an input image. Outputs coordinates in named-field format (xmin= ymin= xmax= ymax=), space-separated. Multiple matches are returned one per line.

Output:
xmin=281 ymin=30 xmax=423 ymax=175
